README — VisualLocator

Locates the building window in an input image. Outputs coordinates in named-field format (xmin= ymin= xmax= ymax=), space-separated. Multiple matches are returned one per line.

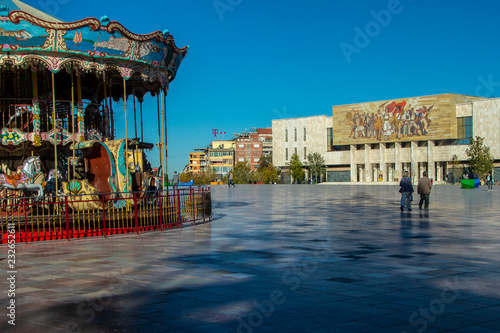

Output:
xmin=458 ymin=116 xmax=473 ymax=145
xmin=285 ymin=129 xmax=288 ymax=142
xmin=294 ymin=147 xmax=297 ymax=155
xmin=285 ymin=148 xmax=288 ymax=160
xmin=417 ymin=141 xmax=428 ymax=147
xmin=294 ymin=128 xmax=297 ymax=141
xmin=304 ymin=127 xmax=307 ymax=141
xmin=333 ymin=145 xmax=350 ymax=151
xmin=304 ymin=147 xmax=307 ymax=159
xmin=327 ymin=128 xmax=333 ymax=151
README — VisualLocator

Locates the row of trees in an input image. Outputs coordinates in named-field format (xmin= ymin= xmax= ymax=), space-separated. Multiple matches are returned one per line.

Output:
xmin=179 ymin=154 xmax=279 ymax=185
xmin=288 ymin=152 xmax=326 ymax=184
xmin=180 ymin=136 xmax=494 ymax=185
xmin=233 ymin=155 xmax=278 ymax=184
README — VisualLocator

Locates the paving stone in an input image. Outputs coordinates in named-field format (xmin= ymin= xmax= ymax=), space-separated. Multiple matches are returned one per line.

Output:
xmin=1 ymin=184 xmax=499 ymax=332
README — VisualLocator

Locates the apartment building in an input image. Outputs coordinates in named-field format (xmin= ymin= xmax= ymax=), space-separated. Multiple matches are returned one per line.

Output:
xmin=207 ymin=140 xmax=235 ymax=177
xmin=234 ymin=128 xmax=273 ymax=171
xmin=187 ymin=149 xmax=207 ymax=174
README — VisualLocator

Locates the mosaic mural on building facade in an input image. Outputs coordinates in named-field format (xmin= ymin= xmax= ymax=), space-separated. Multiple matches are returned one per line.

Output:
xmin=331 ymin=94 xmax=481 ymax=145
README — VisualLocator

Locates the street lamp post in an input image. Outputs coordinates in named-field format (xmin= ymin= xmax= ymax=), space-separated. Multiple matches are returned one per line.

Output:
xmin=452 ymin=155 xmax=456 ymax=185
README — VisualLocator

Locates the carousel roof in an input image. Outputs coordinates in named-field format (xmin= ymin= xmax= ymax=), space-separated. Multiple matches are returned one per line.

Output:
xmin=0 ymin=0 xmax=188 ymax=87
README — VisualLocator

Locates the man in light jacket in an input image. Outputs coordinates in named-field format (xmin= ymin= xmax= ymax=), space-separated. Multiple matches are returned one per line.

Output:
xmin=417 ymin=171 xmax=432 ymax=211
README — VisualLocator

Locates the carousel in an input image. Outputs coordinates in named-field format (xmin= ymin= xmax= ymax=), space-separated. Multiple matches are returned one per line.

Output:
xmin=0 ymin=1 xmax=211 ymax=242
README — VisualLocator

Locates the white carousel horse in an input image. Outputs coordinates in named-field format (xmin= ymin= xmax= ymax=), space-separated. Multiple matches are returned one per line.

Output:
xmin=45 ymin=168 xmax=64 ymax=195
xmin=0 ymin=156 xmax=44 ymax=197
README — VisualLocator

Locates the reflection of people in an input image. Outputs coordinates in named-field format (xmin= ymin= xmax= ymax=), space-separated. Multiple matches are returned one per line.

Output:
xmin=486 ymin=172 xmax=493 ymax=191
xmin=399 ymin=171 xmax=414 ymax=211
xmin=417 ymin=171 xmax=432 ymax=211
xmin=172 ymin=171 xmax=179 ymax=188
xmin=228 ymin=171 xmax=235 ymax=188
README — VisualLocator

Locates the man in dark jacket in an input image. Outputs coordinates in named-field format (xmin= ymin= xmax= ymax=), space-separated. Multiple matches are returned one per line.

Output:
xmin=172 ymin=171 xmax=179 ymax=188
xmin=417 ymin=171 xmax=432 ymax=211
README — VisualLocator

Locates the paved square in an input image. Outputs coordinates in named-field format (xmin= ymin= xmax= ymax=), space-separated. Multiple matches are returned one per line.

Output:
xmin=1 ymin=184 xmax=500 ymax=332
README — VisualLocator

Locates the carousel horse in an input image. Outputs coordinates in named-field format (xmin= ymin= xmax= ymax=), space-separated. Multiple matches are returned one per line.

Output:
xmin=45 ymin=169 xmax=64 ymax=195
xmin=0 ymin=156 xmax=45 ymax=197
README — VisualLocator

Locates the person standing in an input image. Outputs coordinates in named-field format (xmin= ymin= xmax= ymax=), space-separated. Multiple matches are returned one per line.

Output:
xmin=486 ymin=172 xmax=493 ymax=191
xmin=399 ymin=171 xmax=414 ymax=211
xmin=228 ymin=171 xmax=235 ymax=188
xmin=172 ymin=171 xmax=179 ymax=189
xmin=417 ymin=171 xmax=432 ymax=211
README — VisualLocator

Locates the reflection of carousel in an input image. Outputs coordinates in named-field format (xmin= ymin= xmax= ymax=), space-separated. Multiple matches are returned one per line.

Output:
xmin=0 ymin=2 xmax=211 ymax=240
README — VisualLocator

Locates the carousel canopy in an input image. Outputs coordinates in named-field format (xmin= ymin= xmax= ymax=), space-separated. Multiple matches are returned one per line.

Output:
xmin=0 ymin=0 xmax=188 ymax=95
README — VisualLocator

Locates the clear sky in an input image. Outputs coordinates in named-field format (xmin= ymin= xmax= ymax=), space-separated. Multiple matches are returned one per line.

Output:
xmin=19 ymin=0 xmax=500 ymax=177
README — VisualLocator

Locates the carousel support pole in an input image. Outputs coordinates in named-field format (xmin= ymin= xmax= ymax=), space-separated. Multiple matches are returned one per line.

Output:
xmin=156 ymin=94 xmax=163 ymax=188
xmin=133 ymin=83 xmax=138 ymax=140
xmin=51 ymin=71 xmax=58 ymax=198
xmin=70 ymin=69 xmax=75 ymax=179
xmin=132 ymin=83 xmax=137 ymax=168
xmin=103 ymin=72 xmax=110 ymax=139
xmin=140 ymin=101 xmax=144 ymax=142
xmin=110 ymin=80 xmax=114 ymax=139
xmin=160 ymin=89 xmax=165 ymax=188
xmin=163 ymin=88 xmax=168 ymax=180
xmin=123 ymin=78 xmax=129 ymax=191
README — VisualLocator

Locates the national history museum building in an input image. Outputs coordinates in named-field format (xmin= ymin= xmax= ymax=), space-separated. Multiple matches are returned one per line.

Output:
xmin=272 ymin=93 xmax=500 ymax=183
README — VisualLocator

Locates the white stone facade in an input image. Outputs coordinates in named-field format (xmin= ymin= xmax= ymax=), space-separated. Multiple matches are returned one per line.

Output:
xmin=272 ymin=115 xmax=331 ymax=167
xmin=272 ymin=95 xmax=500 ymax=183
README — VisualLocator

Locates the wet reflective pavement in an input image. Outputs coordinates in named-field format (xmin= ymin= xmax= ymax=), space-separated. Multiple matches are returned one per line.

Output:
xmin=1 ymin=184 xmax=500 ymax=332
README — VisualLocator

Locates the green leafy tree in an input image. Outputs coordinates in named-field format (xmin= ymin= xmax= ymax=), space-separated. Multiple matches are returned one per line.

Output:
xmin=262 ymin=163 xmax=278 ymax=184
xmin=233 ymin=161 xmax=251 ymax=184
xmin=179 ymin=171 xmax=193 ymax=183
xmin=180 ymin=167 xmax=217 ymax=185
xmin=466 ymin=136 xmax=494 ymax=180
xmin=288 ymin=153 xmax=305 ymax=184
xmin=307 ymin=152 xmax=325 ymax=183
xmin=256 ymin=154 xmax=278 ymax=184
xmin=257 ymin=154 xmax=272 ymax=172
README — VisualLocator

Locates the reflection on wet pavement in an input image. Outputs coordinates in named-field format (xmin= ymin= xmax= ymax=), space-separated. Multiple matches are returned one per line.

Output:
xmin=1 ymin=184 xmax=499 ymax=332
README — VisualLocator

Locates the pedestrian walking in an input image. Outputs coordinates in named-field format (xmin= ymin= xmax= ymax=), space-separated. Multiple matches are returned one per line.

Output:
xmin=228 ymin=171 xmax=235 ymax=187
xmin=486 ymin=172 xmax=493 ymax=191
xmin=172 ymin=171 xmax=179 ymax=189
xmin=417 ymin=171 xmax=432 ymax=211
xmin=399 ymin=171 xmax=414 ymax=211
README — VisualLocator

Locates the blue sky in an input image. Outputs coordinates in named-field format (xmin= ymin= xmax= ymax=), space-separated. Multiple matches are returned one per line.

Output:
xmin=20 ymin=0 xmax=500 ymax=176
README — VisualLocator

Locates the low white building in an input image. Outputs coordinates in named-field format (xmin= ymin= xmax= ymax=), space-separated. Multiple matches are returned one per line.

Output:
xmin=273 ymin=94 xmax=500 ymax=183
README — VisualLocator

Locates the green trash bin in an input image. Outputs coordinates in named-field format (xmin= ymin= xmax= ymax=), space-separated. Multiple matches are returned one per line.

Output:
xmin=461 ymin=179 xmax=475 ymax=189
